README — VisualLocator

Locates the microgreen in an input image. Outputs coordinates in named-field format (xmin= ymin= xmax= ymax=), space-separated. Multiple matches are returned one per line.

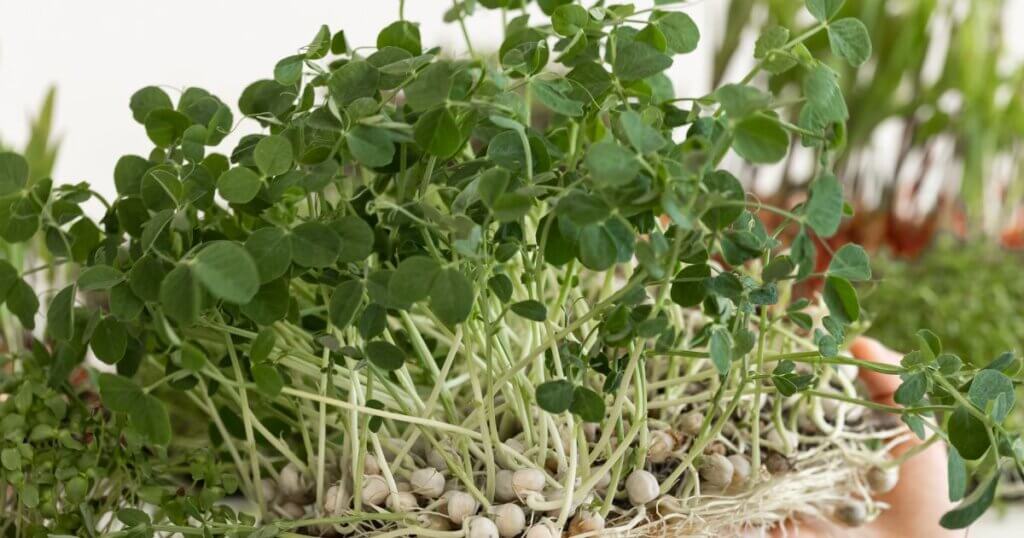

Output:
xmin=1 ymin=1 xmax=1021 ymax=535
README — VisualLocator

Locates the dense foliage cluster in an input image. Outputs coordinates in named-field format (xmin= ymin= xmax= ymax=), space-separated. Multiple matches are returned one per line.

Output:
xmin=0 ymin=0 xmax=1020 ymax=535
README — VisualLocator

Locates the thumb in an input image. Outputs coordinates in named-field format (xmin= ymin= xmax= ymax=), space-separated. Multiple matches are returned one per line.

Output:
xmin=849 ymin=336 xmax=903 ymax=405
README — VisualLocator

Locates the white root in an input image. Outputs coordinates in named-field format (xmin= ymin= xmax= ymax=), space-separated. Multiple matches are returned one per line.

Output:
xmin=625 ymin=469 xmax=659 ymax=506
xmin=410 ymin=467 xmax=446 ymax=499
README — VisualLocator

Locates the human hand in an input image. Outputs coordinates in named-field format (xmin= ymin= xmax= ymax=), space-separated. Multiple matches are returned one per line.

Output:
xmin=773 ymin=337 xmax=961 ymax=537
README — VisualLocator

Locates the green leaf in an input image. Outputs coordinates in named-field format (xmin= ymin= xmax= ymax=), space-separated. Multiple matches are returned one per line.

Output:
xmin=131 ymin=394 xmax=172 ymax=446
xmin=578 ymin=224 xmax=617 ymax=271
xmin=700 ymin=170 xmax=745 ymax=230
xmin=245 ymin=227 xmax=293 ymax=283
xmin=619 ymin=111 xmax=667 ymax=153
xmin=552 ymin=4 xmax=588 ymax=36
xmin=404 ymin=62 xmax=452 ymax=112
xmin=242 ymin=280 xmax=289 ymax=326
xmin=91 ymin=317 xmax=127 ymax=364
xmin=940 ymin=472 xmax=997 ymax=529
xmin=390 ymin=256 xmax=441 ymax=304
xmin=78 ymin=265 xmax=125 ymax=290
xmin=893 ymin=372 xmax=927 ymax=405
xmin=252 ymin=363 xmax=285 ymax=397
xmin=0 ymin=152 xmax=29 ymax=196
xmin=947 ymin=446 xmax=967 ymax=503
xmin=1 ymin=448 xmax=21 ymax=471
xmin=254 ymin=135 xmax=294 ymax=176
xmin=571 ymin=386 xmax=606 ymax=422
xmin=306 ymin=24 xmax=332 ymax=59
xmin=377 ymin=20 xmax=422 ymax=55
xmin=709 ymin=326 xmax=733 ymax=375
xmin=0 ymin=260 xmax=17 ymax=302
xmin=429 ymin=268 xmax=474 ymax=325
xmin=47 ymin=285 xmax=76 ymax=341
xmin=733 ymin=116 xmax=788 ymax=163
xmin=803 ymin=66 xmax=849 ymax=124
xmin=948 ymin=405 xmax=989 ymax=460
xmin=329 ymin=280 xmax=365 ymax=329
xmin=805 ymin=173 xmax=844 ymax=237
xmin=249 ymin=329 xmax=277 ymax=364
xmin=329 ymin=60 xmax=380 ymax=106
xmin=274 ymin=54 xmax=305 ymax=86
xmin=671 ymin=264 xmax=710 ymax=307
xmin=531 ymin=78 xmax=584 ymax=117
xmin=334 ymin=216 xmax=376 ymax=263
xmin=651 ymin=11 xmax=699 ymax=54
xmin=967 ymin=369 xmax=1015 ymax=422
xmin=194 ymin=241 xmax=260 ymax=304
xmin=99 ymin=373 xmax=144 ymax=413
xmin=129 ymin=86 xmax=173 ymax=124
xmin=613 ymin=38 xmax=672 ymax=81
xmin=715 ymin=84 xmax=771 ymax=118
xmin=289 ymin=222 xmax=341 ymax=268
xmin=144 ymin=109 xmax=191 ymax=148
xmin=365 ymin=341 xmax=406 ymax=371
xmin=347 ymin=125 xmax=395 ymax=167
xmin=827 ymin=244 xmax=871 ymax=281
xmin=823 ymin=276 xmax=859 ymax=324
xmin=806 ymin=0 xmax=845 ymax=22
xmin=488 ymin=274 xmax=514 ymax=303
xmin=536 ymin=379 xmax=575 ymax=414
xmin=763 ymin=256 xmax=795 ymax=282
xmin=218 ymin=167 xmax=262 ymax=204
xmin=585 ymin=140 xmax=639 ymax=188
xmin=161 ymin=264 xmax=202 ymax=326
xmin=510 ymin=300 xmax=547 ymax=322
xmin=6 ymin=278 xmax=39 ymax=330
xmin=414 ymin=107 xmax=463 ymax=158
xmin=828 ymin=18 xmax=871 ymax=67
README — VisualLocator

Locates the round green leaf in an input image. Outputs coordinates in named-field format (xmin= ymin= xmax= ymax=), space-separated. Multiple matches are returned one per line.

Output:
xmin=218 ymin=167 xmax=262 ymax=204
xmin=365 ymin=340 xmax=406 ymax=371
xmin=828 ymin=18 xmax=871 ymax=67
xmin=347 ymin=125 xmax=395 ymax=168
xmin=805 ymin=173 xmax=844 ymax=237
xmin=948 ymin=405 xmax=989 ymax=460
xmin=244 ymin=227 xmax=293 ymax=283
xmin=377 ymin=20 xmax=422 ymax=55
xmin=570 ymin=386 xmax=606 ymax=422
xmin=47 ymin=285 xmax=76 ymax=341
xmin=578 ymin=224 xmax=617 ymax=271
xmin=194 ymin=241 xmax=260 ymax=304
xmin=585 ymin=140 xmax=639 ymax=188
xmin=254 ymin=135 xmax=294 ymax=176
xmin=289 ymin=222 xmax=341 ymax=268
xmin=670 ymin=264 xmax=710 ymax=307
xmin=98 ymin=373 xmax=143 ymax=413
xmin=536 ymin=379 xmax=574 ymax=414
xmin=334 ymin=216 xmax=375 ymax=263
xmin=131 ymin=394 xmax=171 ymax=445
xmin=240 ymin=278 xmax=290 ymax=325
xmin=78 ymin=265 xmax=125 ymax=290
xmin=329 ymin=280 xmax=365 ymax=329
xmin=160 ymin=264 xmax=202 ymax=326
xmin=827 ymin=244 xmax=871 ymax=281
xmin=511 ymin=299 xmax=547 ymax=322
xmin=823 ymin=276 xmax=859 ymax=325
xmin=144 ymin=109 xmax=191 ymax=148
xmin=733 ymin=116 xmax=789 ymax=163
xmin=129 ymin=86 xmax=173 ymax=124
xmin=329 ymin=60 xmax=380 ymax=106
xmin=429 ymin=268 xmax=474 ymax=325
xmin=91 ymin=316 xmax=127 ymax=364
xmin=415 ymin=107 xmax=463 ymax=158
xmin=0 ymin=152 xmax=30 ymax=197
xmin=390 ymin=256 xmax=441 ymax=304
xmin=252 ymin=363 xmax=285 ymax=397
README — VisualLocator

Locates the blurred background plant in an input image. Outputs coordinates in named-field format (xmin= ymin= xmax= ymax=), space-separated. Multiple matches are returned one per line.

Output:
xmin=1 ymin=86 xmax=61 ymax=352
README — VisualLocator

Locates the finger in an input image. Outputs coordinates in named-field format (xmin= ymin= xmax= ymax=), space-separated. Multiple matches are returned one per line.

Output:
xmin=849 ymin=337 xmax=903 ymax=404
